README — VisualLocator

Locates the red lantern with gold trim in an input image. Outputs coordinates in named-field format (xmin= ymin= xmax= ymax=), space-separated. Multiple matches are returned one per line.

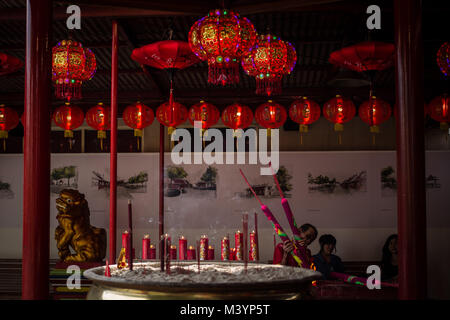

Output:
xmin=428 ymin=94 xmax=450 ymax=130
xmin=255 ymin=100 xmax=287 ymax=136
xmin=86 ymin=102 xmax=111 ymax=150
xmin=222 ymin=103 xmax=253 ymax=135
xmin=156 ymin=98 xmax=188 ymax=135
xmin=289 ymin=97 xmax=320 ymax=132
xmin=188 ymin=101 xmax=220 ymax=130
xmin=52 ymin=102 xmax=84 ymax=149
xmin=323 ymin=95 xmax=356 ymax=131
xmin=359 ymin=96 xmax=391 ymax=133
xmin=123 ymin=102 xmax=154 ymax=151
xmin=0 ymin=104 xmax=19 ymax=151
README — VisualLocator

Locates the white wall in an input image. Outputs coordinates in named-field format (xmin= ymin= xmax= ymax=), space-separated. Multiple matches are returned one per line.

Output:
xmin=0 ymin=151 xmax=449 ymax=298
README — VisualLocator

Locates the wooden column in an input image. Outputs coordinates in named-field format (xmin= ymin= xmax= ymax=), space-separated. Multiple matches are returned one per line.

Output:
xmin=109 ymin=20 xmax=118 ymax=263
xmin=159 ymin=124 xmax=165 ymax=240
xmin=22 ymin=0 xmax=52 ymax=300
xmin=394 ymin=0 xmax=427 ymax=299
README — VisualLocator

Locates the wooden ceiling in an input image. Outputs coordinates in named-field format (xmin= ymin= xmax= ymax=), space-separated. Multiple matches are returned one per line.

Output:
xmin=0 ymin=0 xmax=448 ymax=115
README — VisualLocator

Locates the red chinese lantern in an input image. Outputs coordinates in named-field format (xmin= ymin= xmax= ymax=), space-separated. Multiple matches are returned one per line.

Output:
xmin=222 ymin=103 xmax=253 ymax=135
xmin=282 ymin=41 xmax=297 ymax=75
xmin=329 ymin=41 xmax=395 ymax=73
xmin=52 ymin=102 xmax=84 ymax=138
xmin=52 ymin=40 xmax=96 ymax=101
xmin=0 ymin=104 xmax=19 ymax=151
xmin=428 ymin=94 xmax=450 ymax=130
xmin=188 ymin=101 xmax=220 ymax=130
xmin=323 ymin=95 xmax=356 ymax=132
xmin=123 ymin=102 xmax=154 ymax=151
xmin=359 ymin=96 xmax=391 ymax=133
xmin=437 ymin=42 xmax=450 ymax=77
xmin=188 ymin=9 xmax=256 ymax=86
xmin=0 ymin=52 xmax=23 ymax=76
xmin=289 ymin=97 xmax=320 ymax=132
xmin=86 ymin=102 xmax=111 ymax=150
xmin=242 ymin=34 xmax=289 ymax=96
xmin=156 ymin=99 xmax=188 ymax=135
xmin=255 ymin=100 xmax=287 ymax=136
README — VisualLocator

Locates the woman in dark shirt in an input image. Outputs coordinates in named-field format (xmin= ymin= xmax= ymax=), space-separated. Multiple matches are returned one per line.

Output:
xmin=312 ymin=234 xmax=345 ymax=279
xmin=381 ymin=234 xmax=398 ymax=281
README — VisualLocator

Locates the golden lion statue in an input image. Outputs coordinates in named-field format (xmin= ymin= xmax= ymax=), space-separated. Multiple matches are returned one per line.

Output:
xmin=55 ymin=189 xmax=106 ymax=262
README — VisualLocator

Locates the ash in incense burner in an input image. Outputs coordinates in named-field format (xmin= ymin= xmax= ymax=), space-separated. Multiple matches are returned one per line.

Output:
xmin=84 ymin=261 xmax=321 ymax=300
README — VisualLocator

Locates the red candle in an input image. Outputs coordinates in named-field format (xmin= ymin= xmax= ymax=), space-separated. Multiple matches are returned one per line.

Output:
xmin=207 ymin=246 xmax=215 ymax=260
xmin=170 ymin=245 xmax=177 ymax=260
xmin=235 ymin=231 xmax=243 ymax=260
xmin=249 ymin=231 xmax=258 ymax=261
xmin=200 ymin=235 xmax=208 ymax=261
xmin=149 ymin=244 xmax=156 ymax=259
xmin=179 ymin=236 xmax=187 ymax=260
xmin=187 ymin=246 xmax=196 ymax=260
xmin=122 ymin=231 xmax=130 ymax=249
xmin=221 ymin=236 xmax=230 ymax=261
xmin=229 ymin=248 xmax=236 ymax=260
xmin=142 ymin=234 xmax=151 ymax=259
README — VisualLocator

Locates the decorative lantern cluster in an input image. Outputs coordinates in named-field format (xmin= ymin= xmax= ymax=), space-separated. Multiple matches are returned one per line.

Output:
xmin=242 ymin=34 xmax=296 ymax=96
xmin=437 ymin=42 xmax=450 ymax=77
xmin=52 ymin=40 xmax=97 ymax=101
xmin=0 ymin=104 xmax=19 ymax=151
xmin=188 ymin=9 xmax=256 ymax=86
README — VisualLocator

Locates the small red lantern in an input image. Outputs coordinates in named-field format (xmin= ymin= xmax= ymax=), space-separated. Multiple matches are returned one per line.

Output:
xmin=359 ymin=96 xmax=391 ymax=133
xmin=289 ymin=97 xmax=321 ymax=132
xmin=123 ymin=102 xmax=154 ymax=151
xmin=86 ymin=102 xmax=111 ymax=150
xmin=222 ymin=103 xmax=253 ymax=135
xmin=0 ymin=52 xmax=23 ymax=76
xmin=53 ymin=102 xmax=84 ymax=138
xmin=437 ymin=42 xmax=450 ymax=77
xmin=323 ymin=95 xmax=356 ymax=132
xmin=0 ymin=104 xmax=19 ymax=151
xmin=156 ymin=100 xmax=188 ymax=135
xmin=188 ymin=9 xmax=256 ymax=86
xmin=255 ymin=100 xmax=287 ymax=136
xmin=428 ymin=94 xmax=450 ymax=130
xmin=188 ymin=101 xmax=220 ymax=130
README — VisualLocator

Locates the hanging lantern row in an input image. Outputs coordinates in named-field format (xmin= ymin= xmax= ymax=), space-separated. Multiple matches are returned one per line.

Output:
xmin=52 ymin=40 xmax=97 ymax=101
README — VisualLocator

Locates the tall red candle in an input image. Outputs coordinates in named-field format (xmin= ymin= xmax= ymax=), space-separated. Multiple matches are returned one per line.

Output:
xmin=207 ymin=246 xmax=215 ymax=260
xmin=235 ymin=230 xmax=243 ymax=260
xmin=249 ymin=231 xmax=258 ymax=261
xmin=179 ymin=236 xmax=187 ymax=260
xmin=200 ymin=235 xmax=208 ymax=261
xmin=170 ymin=245 xmax=177 ymax=260
xmin=187 ymin=246 xmax=196 ymax=260
xmin=142 ymin=234 xmax=150 ymax=260
xmin=122 ymin=231 xmax=129 ymax=249
xmin=221 ymin=236 xmax=230 ymax=261
xmin=149 ymin=244 xmax=156 ymax=259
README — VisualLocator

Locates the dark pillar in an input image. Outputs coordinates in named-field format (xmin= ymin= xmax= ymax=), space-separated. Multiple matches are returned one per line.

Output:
xmin=109 ymin=20 xmax=118 ymax=263
xmin=159 ymin=124 xmax=165 ymax=240
xmin=22 ymin=0 xmax=52 ymax=300
xmin=394 ymin=0 xmax=427 ymax=299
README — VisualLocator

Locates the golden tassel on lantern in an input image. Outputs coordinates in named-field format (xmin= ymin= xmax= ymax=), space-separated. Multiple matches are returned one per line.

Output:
xmin=98 ymin=130 xmax=106 ymax=151
xmin=134 ymin=129 xmax=142 ymax=151
xmin=0 ymin=130 xmax=7 ymax=152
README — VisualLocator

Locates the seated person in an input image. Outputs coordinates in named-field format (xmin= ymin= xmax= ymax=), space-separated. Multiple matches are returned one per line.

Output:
xmin=273 ymin=223 xmax=318 ymax=267
xmin=312 ymin=234 xmax=345 ymax=279
xmin=381 ymin=234 xmax=398 ymax=282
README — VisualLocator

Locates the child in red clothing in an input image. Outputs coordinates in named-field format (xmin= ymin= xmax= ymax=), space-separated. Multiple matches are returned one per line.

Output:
xmin=273 ymin=223 xmax=318 ymax=267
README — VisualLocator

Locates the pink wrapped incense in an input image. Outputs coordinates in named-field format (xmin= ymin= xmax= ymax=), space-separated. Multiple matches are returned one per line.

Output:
xmin=239 ymin=169 xmax=304 ymax=267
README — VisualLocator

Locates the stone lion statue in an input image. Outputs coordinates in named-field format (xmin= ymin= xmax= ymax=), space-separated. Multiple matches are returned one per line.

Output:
xmin=55 ymin=189 xmax=106 ymax=262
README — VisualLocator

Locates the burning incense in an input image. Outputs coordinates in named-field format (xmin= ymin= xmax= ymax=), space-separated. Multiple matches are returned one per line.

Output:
xmin=160 ymin=235 xmax=165 ymax=272
xmin=329 ymin=272 xmax=399 ymax=288
xmin=165 ymin=235 xmax=171 ymax=275
xmin=196 ymin=240 xmax=201 ymax=273
xmin=254 ymin=212 xmax=259 ymax=261
xmin=239 ymin=168 xmax=304 ymax=267
xmin=128 ymin=200 xmax=133 ymax=271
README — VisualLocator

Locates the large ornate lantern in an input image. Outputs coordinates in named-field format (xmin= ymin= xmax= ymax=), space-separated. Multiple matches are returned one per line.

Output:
xmin=86 ymin=102 xmax=111 ymax=150
xmin=255 ymin=100 xmax=287 ymax=136
xmin=222 ymin=103 xmax=253 ymax=136
xmin=428 ymin=94 xmax=450 ymax=130
xmin=188 ymin=101 xmax=220 ymax=131
xmin=289 ymin=97 xmax=320 ymax=144
xmin=242 ymin=34 xmax=290 ymax=96
xmin=437 ymin=42 xmax=450 ymax=77
xmin=52 ymin=102 xmax=84 ymax=149
xmin=123 ymin=102 xmax=154 ymax=151
xmin=0 ymin=104 xmax=19 ymax=151
xmin=52 ymin=40 xmax=96 ymax=101
xmin=323 ymin=95 xmax=355 ymax=144
xmin=358 ymin=96 xmax=391 ymax=133
xmin=188 ymin=9 xmax=256 ymax=86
